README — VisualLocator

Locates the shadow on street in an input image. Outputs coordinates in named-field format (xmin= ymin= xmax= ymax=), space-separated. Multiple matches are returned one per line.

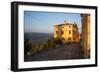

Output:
xmin=24 ymin=43 xmax=84 ymax=62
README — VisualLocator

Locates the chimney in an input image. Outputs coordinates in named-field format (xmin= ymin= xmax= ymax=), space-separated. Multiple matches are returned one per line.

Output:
xmin=64 ymin=20 xmax=67 ymax=24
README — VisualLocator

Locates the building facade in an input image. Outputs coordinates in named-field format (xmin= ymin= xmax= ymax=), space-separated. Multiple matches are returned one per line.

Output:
xmin=81 ymin=14 xmax=90 ymax=58
xmin=54 ymin=21 xmax=80 ymax=43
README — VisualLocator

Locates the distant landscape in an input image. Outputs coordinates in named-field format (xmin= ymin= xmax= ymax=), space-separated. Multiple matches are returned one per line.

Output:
xmin=24 ymin=32 xmax=53 ymax=44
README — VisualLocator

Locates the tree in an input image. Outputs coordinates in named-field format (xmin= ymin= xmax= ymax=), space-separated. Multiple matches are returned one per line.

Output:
xmin=47 ymin=38 xmax=55 ymax=48
xmin=54 ymin=37 xmax=62 ymax=45
xmin=24 ymin=38 xmax=31 ymax=55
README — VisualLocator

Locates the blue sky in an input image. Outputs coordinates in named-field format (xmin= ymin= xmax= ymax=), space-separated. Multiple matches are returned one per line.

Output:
xmin=24 ymin=11 xmax=82 ymax=33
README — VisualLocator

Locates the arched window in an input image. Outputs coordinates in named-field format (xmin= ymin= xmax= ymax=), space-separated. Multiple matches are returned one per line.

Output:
xmin=56 ymin=31 xmax=58 ymax=34
xmin=61 ymin=30 xmax=64 ymax=35
xmin=69 ymin=26 xmax=71 ymax=28
xmin=69 ymin=30 xmax=71 ymax=34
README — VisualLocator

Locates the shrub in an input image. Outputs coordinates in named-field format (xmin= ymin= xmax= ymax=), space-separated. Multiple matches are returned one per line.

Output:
xmin=47 ymin=39 xmax=51 ymax=48
xmin=24 ymin=38 xmax=31 ymax=55
xmin=43 ymin=43 xmax=48 ymax=50
xmin=31 ymin=44 xmax=37 ymax=54
xmin=54 ymin=37 xmax=62 ymax=45
xmin=47 ymin=38 xmax=55 ymax=48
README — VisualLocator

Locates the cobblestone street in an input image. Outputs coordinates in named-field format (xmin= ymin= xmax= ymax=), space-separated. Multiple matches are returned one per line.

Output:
xmin=24 ymin=43 xmax=84 ymax=61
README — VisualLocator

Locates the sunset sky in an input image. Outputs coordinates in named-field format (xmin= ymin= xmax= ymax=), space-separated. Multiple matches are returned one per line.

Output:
xmin=24 ymin=11 xmax=82 ymax=33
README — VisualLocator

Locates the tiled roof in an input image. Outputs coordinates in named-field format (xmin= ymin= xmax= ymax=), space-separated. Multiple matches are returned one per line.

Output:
xmin=54 ymin=22 xmax=78 ymax=29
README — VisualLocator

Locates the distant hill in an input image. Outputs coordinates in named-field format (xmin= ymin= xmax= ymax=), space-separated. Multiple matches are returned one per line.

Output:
xmin=24 ymin=32 xmax=53 ymax=44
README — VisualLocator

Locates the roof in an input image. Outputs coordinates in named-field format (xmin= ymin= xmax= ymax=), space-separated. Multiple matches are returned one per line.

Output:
xmin=54 ymin=22 xmax=78 ymax=29
xmin=59 ymin=23 xmax=75 ymax=26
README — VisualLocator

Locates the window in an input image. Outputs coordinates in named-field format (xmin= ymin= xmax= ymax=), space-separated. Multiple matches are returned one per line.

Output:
xmin=56 ymin=31 xmax=58 ymax=34
xmin=77 ymin=35 xmax=79 ymax=38
xmin=62 ymin=37 xmax=65 ymax=40
xmin=69 ymin=30 xmax=71 ymax=34
xmin=73 ymin=37 xmax=76 ymax=40
xmin=69 ymin=26 xmax=71 ymax=28
xmin=68 ymin=37 xmax=71 ymax=41
xmin=61 ymin=31 xmax=64 ymax=35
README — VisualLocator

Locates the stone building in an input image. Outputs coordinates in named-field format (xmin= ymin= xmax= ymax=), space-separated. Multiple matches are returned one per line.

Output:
xmin=81 ymin=14 xmax=90 ymax=58
xmin=54 ymin=21 xmax=80 ymax=43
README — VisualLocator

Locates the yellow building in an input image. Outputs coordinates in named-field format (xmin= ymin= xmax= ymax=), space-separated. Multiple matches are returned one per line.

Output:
xmin=81 ymin=14 xmax=90 ymax=58
xmin=54 ymin=21 xmax=80 ymax=43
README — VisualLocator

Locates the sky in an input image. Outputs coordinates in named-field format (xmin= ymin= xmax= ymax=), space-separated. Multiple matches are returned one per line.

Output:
xmin=24 ymin=11 xmax=82 ymax=34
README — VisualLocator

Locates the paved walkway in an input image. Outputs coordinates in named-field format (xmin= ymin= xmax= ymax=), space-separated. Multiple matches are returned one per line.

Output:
xmin=24 ymin=43 xmax=84 ymax=61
